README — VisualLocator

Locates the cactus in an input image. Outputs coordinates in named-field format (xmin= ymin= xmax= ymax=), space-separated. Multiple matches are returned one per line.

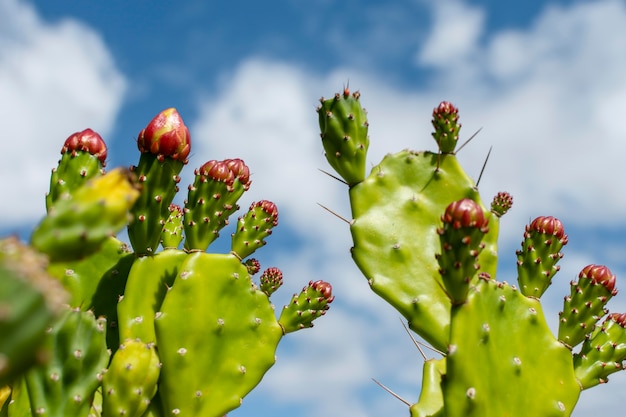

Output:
xmin=127 ymin=108 xmax=191 ymax=256
xmin=101 ymin=339 xmax=160 ymax=417
xmin=46 ymin=128 xmax=107 ymax=211
xmin=3 ymin=107 xmax=333 ymax=417
xmin=318 ymin=90 xmax=626 ymax=416
xmin=23 ymin=308 xmax=109 ymax=417
xmin=0 ymin=237 xmax=67 ymax=386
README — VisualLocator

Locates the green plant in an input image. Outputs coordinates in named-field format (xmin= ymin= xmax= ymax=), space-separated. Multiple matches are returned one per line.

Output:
xmin=0 ymin=108 xmax=333 ymax=417
xmin=317 ymin=89 xmax=626 ymax=417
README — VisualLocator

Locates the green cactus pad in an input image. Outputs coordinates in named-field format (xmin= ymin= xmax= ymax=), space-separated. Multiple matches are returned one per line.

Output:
xmin=46 ymin=129 xmax=107 ymax=211
xmin=161 ymin=204 xmax=184 ymax=249
xmin=444 ymin=277 xmax=580 ymax=417
xmin=102 ymin=339 xmax=160 ymax=417
xmin=349 ymin=150 xmax=499 ymax=351
xmin=47 ymin=152 xmax=105 ymax=212
xmin=46 ymin=237 xmax=131 ymax=309
xmin=558 ymin=265 xmax=617 ymax=348
xmin=46 ymin=236 xmax=134 ymax=353
xmin=117 ymin=249 xmax=188 ymax=344
xmin=155 ymin=252 xmax=283 ymax=417
xmin=0 ymin=237 xmax=66 ymax=385
xmin=24 ymin=309 xmax=109 ymax=417
xmin=436 ymin=198 xmax=490 ymax=305
xmin=184 ymin=159 xmax=250 ymax=252
xmin=409 ymin=358 xmax=446 ymax=417
xmin=128 ymin=154 xmax=185 ymax=255
xmin=516 ymin=216 xmax=568 ymax=298
xmin=573 ymin=312 xmax=626 ymax=389
xmin=231 ymin=200 xmax=278 ymax=260
xmin=431 ymin=102 xmax=461 ymax=154
xmin=318 ymin=88 xmax=369 ymax=186
xmin=32 ymin=168 xmax=140 ymax=262
xmin=278 ymin=280 xmax=333 ymax=333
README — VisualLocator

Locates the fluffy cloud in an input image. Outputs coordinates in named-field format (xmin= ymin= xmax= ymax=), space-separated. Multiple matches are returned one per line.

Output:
xmin=0 ymin=0 xmax=126 ymax=227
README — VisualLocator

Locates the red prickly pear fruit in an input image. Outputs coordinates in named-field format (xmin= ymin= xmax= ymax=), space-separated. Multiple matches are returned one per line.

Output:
xmin=62 ymin=128 xmax=108 ymax=166
xmin=137 ymin=108 xmax=191 ymax=163
xmin=490 ymin=191 xmax=513 ymax=217
xmin=259 ymin=267 xmax=283 ymax=297
xmin=278 ymin=279 xmax=334 ymax=333
xmin=431 ymin=101 xmax=461 ymax=154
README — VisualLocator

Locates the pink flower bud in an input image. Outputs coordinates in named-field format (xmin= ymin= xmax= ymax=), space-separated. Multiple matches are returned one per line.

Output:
xmin=137 ymin=108 xmax=191 ymax=163
xmin=442 ymin=198 xmax=489 ymax=230
xmin=61 ymin=128 xmax=107 ymax=165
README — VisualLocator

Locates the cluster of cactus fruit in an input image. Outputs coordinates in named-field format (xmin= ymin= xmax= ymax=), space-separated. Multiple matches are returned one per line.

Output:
xmin=318 ymin=88 xmax=626 ymax=416
xmin=0 ymin=108 xmax=333 ymax=417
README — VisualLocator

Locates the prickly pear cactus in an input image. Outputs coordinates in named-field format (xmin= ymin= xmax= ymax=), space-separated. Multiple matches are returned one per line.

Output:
xmin=3 ymin=108 xmax=334 ymax=417
xmin=318 ymin=89 xmax=626 ymax=416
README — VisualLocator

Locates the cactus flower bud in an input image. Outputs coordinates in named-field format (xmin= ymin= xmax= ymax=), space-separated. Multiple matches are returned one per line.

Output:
xmin=61 ymin=128 xmax=107 ymax=165
xmin=137 ymin=108 xmax=191 ymax=163
xmin=432 ymin=101 xmax=461 ymax=154
xmin=311 ymin=279 xmax=334 ymax=301
xmin=225 ymin=158 xmax=252 ymax=190
xmin=579 ymin=264 xmax=617 ymax=295
xmin=490 ymin=191 xmax=513 ymax=217
xmin=244 ymin=258 xmax=261 ymax=275
xmin=259 ymin=267 xmax=283 ymax=297
xmin=441 ymin=198 xmax=489 ymax=231
xmin=528 ymin=216 xmax=567 ymax=241
xmin=278 ymin=280 xmax=334 ymax=333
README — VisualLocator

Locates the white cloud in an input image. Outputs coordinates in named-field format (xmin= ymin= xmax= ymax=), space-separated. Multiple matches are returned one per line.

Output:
xmin=416 ymin=0 xmax=485 ymax=69
xmin=0 ymin=0 xmax=126 ymax=228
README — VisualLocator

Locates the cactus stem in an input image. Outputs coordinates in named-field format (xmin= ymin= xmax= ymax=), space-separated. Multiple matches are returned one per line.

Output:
xmin=317 ymin=203 xmax=352 ymax=225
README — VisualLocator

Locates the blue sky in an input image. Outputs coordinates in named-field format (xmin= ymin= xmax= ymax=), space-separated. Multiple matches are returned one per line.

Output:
xmin=2 ymin=0 xmax=626 ymax=416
